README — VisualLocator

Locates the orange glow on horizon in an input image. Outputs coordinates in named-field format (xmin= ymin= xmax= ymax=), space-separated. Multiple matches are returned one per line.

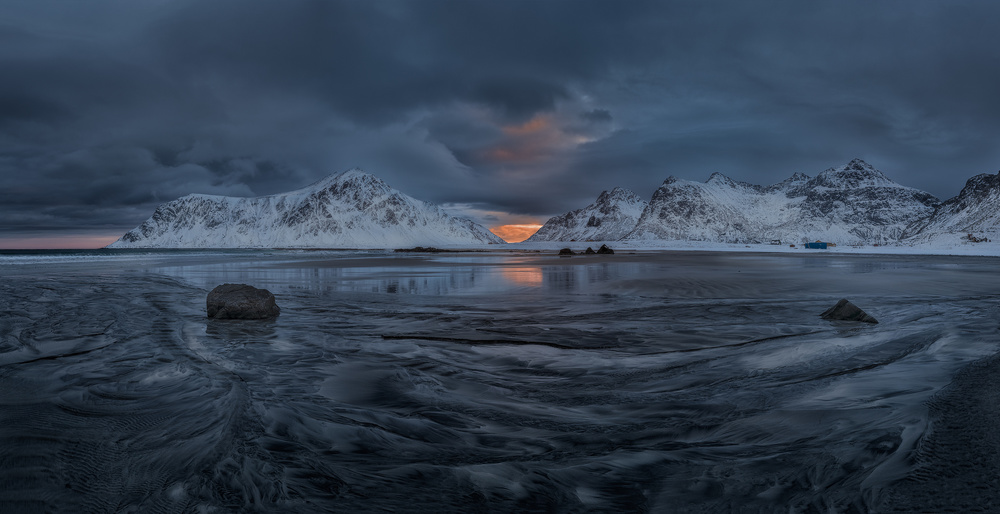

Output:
xmin=490 ymin=224 xmax=543 ymax=243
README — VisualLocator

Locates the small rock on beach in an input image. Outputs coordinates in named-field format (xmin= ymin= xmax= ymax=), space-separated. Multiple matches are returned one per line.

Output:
xmin=820 ymin=298 xmax=877 ymax=323
xmin=207 ymin=283 xmax=280 ymax=320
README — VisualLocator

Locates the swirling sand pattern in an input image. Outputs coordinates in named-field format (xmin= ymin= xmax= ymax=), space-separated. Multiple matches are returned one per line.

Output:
xmin=1 ymin=250 xmax=999 ymax=512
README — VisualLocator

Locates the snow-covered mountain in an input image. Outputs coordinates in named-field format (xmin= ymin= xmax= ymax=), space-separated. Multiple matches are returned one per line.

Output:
xmin=779 ymin=159 xmax=940 ymax=244
xmin=108 ymin=169 xmax=504 ymax=248
xmin=902 ymin=171 xmax=1000 ymax=244
xmin=625 ymin=173 xmax=783 ymax=243
xmin=626 ymin=159 xmax=941 ymax=245
xmin=527 ymin=187 xmax=647 ymax=242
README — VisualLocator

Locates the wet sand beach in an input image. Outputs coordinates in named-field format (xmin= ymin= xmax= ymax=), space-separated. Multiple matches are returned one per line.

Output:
xmin=2 ymin=249 xmax=999 ymax=512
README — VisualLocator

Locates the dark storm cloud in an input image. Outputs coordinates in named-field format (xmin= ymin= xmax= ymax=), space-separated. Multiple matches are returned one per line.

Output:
xmin=140 ymin=0 xmax=664 ymax=124
xmin=580 ymin=110 xmax=613 ymax=124
xmin=2 ymin=0 xmax=1000 ymax=244
xmin=470 ymin=78 xmax=569 ymax=123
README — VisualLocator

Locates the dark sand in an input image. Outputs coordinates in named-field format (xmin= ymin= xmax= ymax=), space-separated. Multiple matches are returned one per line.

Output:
xmin=2 ymin=249 xmax=1000 ymax=512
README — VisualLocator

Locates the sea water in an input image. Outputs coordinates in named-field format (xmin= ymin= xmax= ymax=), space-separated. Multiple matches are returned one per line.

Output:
xmin=1 ymin=249 xmax=999 ymax=512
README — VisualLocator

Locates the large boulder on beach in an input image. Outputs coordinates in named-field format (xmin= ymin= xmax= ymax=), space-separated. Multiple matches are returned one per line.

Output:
xmin=558 ymin=248 xmax=575 ymax=255
xmin=596 ymin=244 xmax=615 ymax=255
xmin=207 ymin=284 xmax=280 ymax=320
xmin=820 ymin=298 xmax=877 ymax=323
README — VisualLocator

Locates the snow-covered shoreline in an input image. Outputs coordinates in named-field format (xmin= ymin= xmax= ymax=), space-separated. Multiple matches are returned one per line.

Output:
xmin=400 ymin=238 xmax=1000 ymax=258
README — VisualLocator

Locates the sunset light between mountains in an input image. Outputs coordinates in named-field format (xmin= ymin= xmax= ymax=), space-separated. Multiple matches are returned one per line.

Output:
xmin=489 ymin=224 xmax=543 ymax=243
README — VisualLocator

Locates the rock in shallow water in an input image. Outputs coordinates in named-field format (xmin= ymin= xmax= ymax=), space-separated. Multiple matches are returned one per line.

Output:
xmin=596 ymin=244 xmax=615 ymax=254
xmin=820 ymin=298 xmax=877 ymax=323
xmin=206 ymin=284 xmax=280 ymax=319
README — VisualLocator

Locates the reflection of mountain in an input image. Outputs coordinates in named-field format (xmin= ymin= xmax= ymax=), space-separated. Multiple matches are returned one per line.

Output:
xmin=108 ymin=169 xmax=504 ymax=248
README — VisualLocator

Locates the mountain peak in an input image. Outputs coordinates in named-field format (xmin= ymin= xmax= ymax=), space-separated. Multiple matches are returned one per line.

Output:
xmin=597 ymin=187 xmax=644 ymax=204
xmin=768 ymin=172 xmax=811 ymax=193
xmin=336 ymin=167 xmax=370 ymax=179
xmin=300 ymin=168 xmax=381 ymax=192
xmin=812 ymin=159 xmax=894 ymax=189
xmin=707 ymin=172 xmax=736 ymax=187
xmin=955 ymin=172 xmax=1000 ymax=200
xmin=846 ymin=158 xmax=874 ymax=171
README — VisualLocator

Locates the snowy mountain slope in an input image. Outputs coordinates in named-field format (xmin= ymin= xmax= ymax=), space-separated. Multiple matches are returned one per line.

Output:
xmin=902 ymin=171 xmax=1000 ymax=243
xmin=626 ymin=159 xmax=940 ymax=245
xmin=526 ymin=187 xmax=647 ymax=242
xmin=782 ymin=159 xmax=940 ymax=243
xmin=625 ymin=173 xmax=796 ymax=243
xmin=108 ymin=169 xmax=504 ymax=248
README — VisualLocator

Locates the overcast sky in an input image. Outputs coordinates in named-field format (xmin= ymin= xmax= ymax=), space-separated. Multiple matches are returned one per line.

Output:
xmin=2 ymin=0 xmax=999 ymax=247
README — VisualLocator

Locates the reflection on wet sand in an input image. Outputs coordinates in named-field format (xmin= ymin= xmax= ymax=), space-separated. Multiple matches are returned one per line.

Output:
xmin=153 ymin=255 xmax=638 ymax=295
xmin=500 ymin=266 xmax=543 ymax=287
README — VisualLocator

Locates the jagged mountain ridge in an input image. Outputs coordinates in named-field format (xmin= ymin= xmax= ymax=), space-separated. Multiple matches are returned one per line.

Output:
xmin=526 ymin=187 xmax=647 ymax=242
xmin=903 ymin=171 xmax=1000 ymax=243
xmin=532 ymin=159 xmax=943 ymax=245
xmin=628 ymin=159 xmax=940 ymax=244
xmin=108 ymin=169 xmax=504 ymax=248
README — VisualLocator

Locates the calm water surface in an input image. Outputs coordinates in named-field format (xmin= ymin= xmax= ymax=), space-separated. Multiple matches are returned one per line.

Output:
xmin=2 ymin=249 xmax=999 ymax=512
